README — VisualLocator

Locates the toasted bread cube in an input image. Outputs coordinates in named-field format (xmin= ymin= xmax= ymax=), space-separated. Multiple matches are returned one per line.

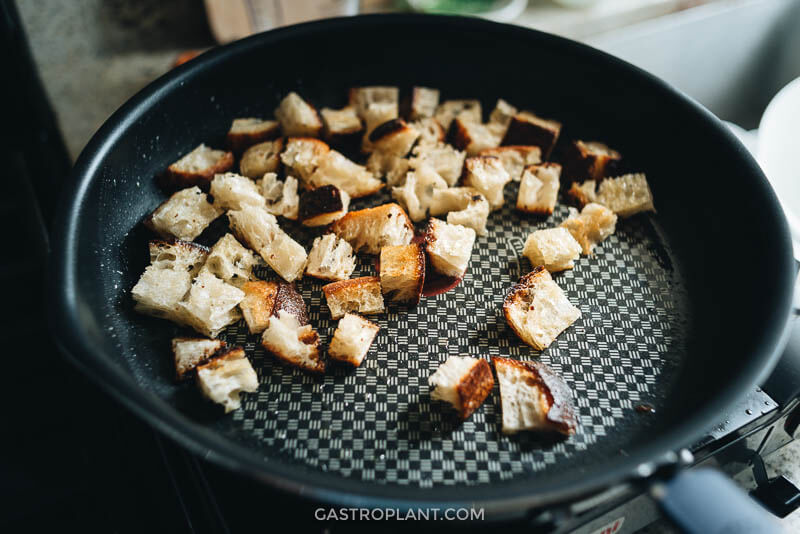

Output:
xmin=479 ymin=145 xmax=542 ymax=182
xmin=517 ymin=163 xmax=561 ymax=215
xmin=306 ymin=234 xmax=356 ymax=281
xmin=328 ymin=313 xmax=380 ymax=367
xmin=501 ymin=111 xmax=562 ymax=160
xmin=275 ymin=92 xmax=322 ymax=137
xmin=391 ymin=164 xmax=448 ymax=222
xmin=366 ymin=150 xmax=411 ymax=187
xmin=299 ymin=185 xmax=350 ymax=227
xmin=492 ymin=356 xmax=577 ymax=435
xmin=349 ymin=86 xmax=399 ymax=118
xmin=172 ymin=337 xmax=226 ymax=381
xmin=331 ymin=203 xmax=414 ymax=255
xmin=227 ymin=205 xmax=307 ymax=282
xmin=361 ymin=101 xmax=399 ymax=152
xmin=132 ymin=267 xmax=194 ymax=321
xmin=261 ymin=310 xmax=324 ymax=373
xmin=523 ymin=228 xmax=582 ymax=272
xmin=428 ymin=356 xmax=494 ymax=420
xmin=488 ymin=99 xmax=518 ymax=130
xmin=239 ymin=138 xmax=284 ymax=179
xmin=562 ymin=140 xmax=621 ymax=182
xmin=199 ymin=233 xmax=257 ymax=287
xmin=165 ymin=144 xmax=234 ymax=189
xmin=177 ymin=271 xmax=245 ymax=338
xmin=595 ymin=173 xmax=655 ymax=217
xmin=429 ymin=187 xmax=490 ymax=236
xmin=434 ymin=99 xmax=481 ymax=130
xmin=239 ymin=280 xmax=278 ymax=334
xmin=560 ymin=203 xmax=618 ymax=255
xmin=307 ymin=150 xmax=383 ymax=199
xmin=210 ymin=172 xmax=265 ymax=211
xmin=503 ymin=267 xmax=580 ymax=350
xmin=425 ymin=218 xmax=476 ymax=278
xmin=409 ymin=86 xmax=440 ymax=120
xmin=462 ymin=156 xmax=511 ymax=211
xmin=226 ymin=118 xmax=280 ymax=153
xmin=410 ymin=117 xmax=446 ymax=148
xmin=320 ymin=105 xmax=363 ymax=150
xmin=566 ymin=179 xmax=597 ymax=207
xmin=449 ymin=117 xmax=501 ymax=156
xmin=148 ymin=239 xmax=209 ymax=275
xmin=259 ymin=172 xmax=299 ymax=220
xmin=280 ymin=137 xmax=330 ymax=182
xmin=323 ymin=276 xmax=385 ymax=320
xmin=196 ymin=347 xmax=258 ymax=413
xmin=409 ymin=142 xmax=465 ymax=187
xmin=379 ymin=244 xmax=425 ymax=304
xmin=145 ymin=186 xmax=222 ymax=241
xmin=369 ymin=119 xmax=420 ymax=157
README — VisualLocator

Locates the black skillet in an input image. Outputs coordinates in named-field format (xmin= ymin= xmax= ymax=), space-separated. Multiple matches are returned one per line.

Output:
xmin=48 ymin=14 xmax=797 ymax=531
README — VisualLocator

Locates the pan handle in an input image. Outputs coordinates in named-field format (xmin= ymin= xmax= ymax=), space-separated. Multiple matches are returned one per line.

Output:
xmin=650 ymin=467 xmax=786 ymax=534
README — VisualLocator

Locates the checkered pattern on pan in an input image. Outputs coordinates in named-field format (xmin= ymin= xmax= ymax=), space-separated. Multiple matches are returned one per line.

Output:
xmin=218 ymin=183 xmax=681 ymax=487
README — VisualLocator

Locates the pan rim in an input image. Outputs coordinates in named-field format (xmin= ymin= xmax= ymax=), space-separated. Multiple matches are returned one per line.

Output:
xmin=47 ymin=13 xmax=797 ymax=517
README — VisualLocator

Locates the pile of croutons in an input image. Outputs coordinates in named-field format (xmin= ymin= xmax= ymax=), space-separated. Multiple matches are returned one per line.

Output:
xmin=131 ymin=87 xmax=655 ymax=434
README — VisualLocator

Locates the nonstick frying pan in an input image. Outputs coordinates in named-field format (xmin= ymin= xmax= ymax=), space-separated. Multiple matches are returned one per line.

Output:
xmin=48 ymin=14 xmax=797 ymax=527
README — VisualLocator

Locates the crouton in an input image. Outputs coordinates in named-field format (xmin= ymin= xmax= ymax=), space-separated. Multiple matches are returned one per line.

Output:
xmin=366 ymin=150 xmax=411 ymax=187
xmin=227 ymin=205 xmax=307 ymax=282
xmin=145 ymin=186 xmax=222 ymax=241
xmin=562 ymin=140 xmax=622 ymax=182
xmin=305 ymin=234 xmax=356 ymax=281
xmin=448 ymin=117 xmax=501 ymax=156
xmin=177 ymin=271 xmax=245 ymax=338
xmin=239 ymin=280 xmax=278 ymax=334
xmin=307 ymin=150 xmax=383 ymax=198
xmin=199 ymin=233 xmax=257 ymax=287
xmin=409 ymin=86 xmax=440 ymax=120
xmin=582 ymin=173 xmax=655 ymax=217
xmin=330 ymin=203 xmax=414 ymax=255
xmin=196 ymin=347 xmax=258 ymax=413
xmin=164 ymin=144 xmax=234 ymax=189
xmin=409 ymin=142 xmax=465 ymax=187
xmin=328 ymin=313 xmax=380 ymax=367
xmin=259 ymin=172 xmax=299 ymax=220
xmin=361 ymin=102 xmax=399 ymax=152
xmin=369 ymin=119 xmax=420 ymax=157
xmin=434 ymin=99 xmax=482 ymax=130
xmin=148 ymin=239 xmax=209 ymax=275
xmin=428 ymin=356 xmax=494 ymax=420
xmin=566 ymin=180 xmax=597 ymax=207
xmin=275 ymin=92 xmax=322 ymax=137
xmin=172 ymin=337 xmax=226 ymax=381
xmin=299 ymin=185 xmax=350 ymax=227
xmin=425 ymin=218 xmax=476 ymax=278
xmin=320 ymin=106 xmax=363 ymax=149
xmin=322 ymin=276 xmax=385 ymax=320
xmin=239 ymin=138 xmax=284 ymax=179
xmin=501 ymin=111 xmax=562 ymax=160
xmin=462 ymin=156 xmax=512 ymax=211
xmin=560 ymin=203 xmax=618 ymax=255
xmin=523 ymin=228 xmax=582 ymax=272
xmin=391 ymin=164 xmax=448 ymax=222
xmin=478 ymin=145 xmax=542 ymax=182
xmin=226 ymin=118 xmax=280 ymax=153
xmin=410 ymin=117 xmax=446 ymax=148
xmin=517 ymin=163 xmax=561 ymax=215
xmin=261 ymin=310 xmax=324 ymax=373
xmin=488 ymin=99 xmax=518 ymax=131
xmin=379 ymin=243 xmax=425 ymax=304
xmin=210 ymin=172 xmax=265 ymax=211
xmin=348 ymin=86 xmax=399 ymax=118
xmin=132 ymin=267 xmax=195 ymax=322
xmin=492 ymin=356 xmax=577 ymax=435
xmin=503 ymin=267 xmax=580 ymax=350
xmin=429 ymin=187 xmax=490 ymax=236
xmin=280 ymin=137 xmax=330 ymax=182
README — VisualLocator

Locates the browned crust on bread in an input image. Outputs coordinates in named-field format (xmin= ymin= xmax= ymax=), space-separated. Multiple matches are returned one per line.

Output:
xmin=446 ymin=117 xmax=474 ymax=153
xmin=299 ymin=185 xmax=345 ymax=224
xmin=322 ymin=276 xmax=381 ymax=299
xmin=501 ymin=113 xmax=561 ymax=160
xmin=368 ymin=118 xmax=409 ymax=143
xmin=566 ymin=181 xmax=593 ymax=208
xmin=226 ymin=121 xmax=280 ymax=153
xmin=241 ymin=280 xmax=279 ymax=332
xmin=172 ymin=337 xmax=226 ymax=381
xmin=502 ymin=266 xmax=547 ymax=345
xmin=478 ymin=145 xmax=542 ymax=159
xmin=562 ymin=140 xmax=621 ymax=182
xmin=164 ymin=151 xmax=234 ymax=190
xmin=330 ymin=203 xmax=414 ymax=249
xmin=379 ymin=244 xmax=426 ymax=305
xmin=516 ymin=205 xmax=555 ymax=215
xmin=262 ymin=328 xmax=325 ymax=374
xmin=197 ymin=346 xmax=246 ymax=371
xmin=148 ymin=238 xmax=210 ymax=258
xmin=273 ymin=282 xmax=308 ymax=326
xmin=456 ymin=358 xmax=495 ymax=420
xmin=491 ymin=356 xmax=577 ymax=435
